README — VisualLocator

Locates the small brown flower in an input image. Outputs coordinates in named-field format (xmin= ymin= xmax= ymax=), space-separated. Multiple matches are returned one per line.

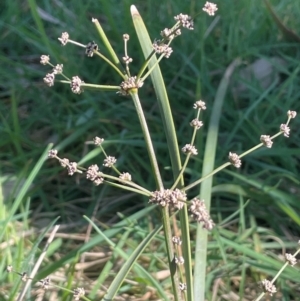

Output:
xmin=190 ymin=198 xmax=214 ymax=230
xmin=160 ymin=28 xmax=181 ymax=40
xmin=119 ymin=172 xmax=132 ymax=182
xmin=280 ymin=124 xmax=290 ymax=137
xmin=193 ymin=100 xmax=206 ymax=110
xmin=190 ymin=119 xmax=203 ymax=130
xmin=287 ymin=110 xmax=297 ymax=119
xmin=93 ymin=136 xmax=104 ymax=146
xmin=67 ymin=162 xmax=78 ymax=176
xmin=53 ymin=64 xmax=63 ymax=74
xmin=228 ymin=152 xmax=241 ymax=168
xmin=85 ymin=41 xmax=98 ymax=57
xmin=149 ymin=189 xmax=186 ymax=209
xmin=119 ymin=76 xmax=144 ymax=95
xmin=48 ymin=149 xmax=58 ymax=158
xmin=43 ymin=73 xmax=55 ymax=87
xmin=73 ymin=287 xmax=85 ymax=300
xmin=182 ymin=144 xmax=198 ymax=155
xmin=6 ymin=265 xmax=13 ymax=273
xmin=40 ymin=55 xmax=50 ymax=65
xmin=152 ymin=41 xmax=173 ymax=58
xmin=175 ymin=256 xmax=184 ymax=265
xmin=260 ymin=135 xmax=273 ymax=148
xmin=123 ymin=34 xmax=130 ymax=41
xmin=39 ymin=277 xmax=50 ymax=290
xmin=261 ymin=279 xmax=276 ymax=296
xmin=103 ymin=156 xmax=117 ymax=167
xmin=71 ymin=76 xmax=84 ymax=94
xmin=58 ymin=32 xmax=69 ymax=46
xmin=174 ymin=14 xmax=194 ymax=30
xmin=179 ymin=283 xmax=187 ymax=291
xmin=203 ymin=2 xmax=218 ymax=16
xmin=172 ymin=236 xmax=182 ymax=245
xmin=285 ymin=253 xmax=297 ymax=266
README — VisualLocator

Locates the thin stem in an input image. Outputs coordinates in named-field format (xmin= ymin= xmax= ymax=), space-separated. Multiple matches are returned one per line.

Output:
xmin=94 ymin=51 xmax=126 ymax=79
xmin=129 ymin=89 xmax=181 ymax=300
xmin=59 ymin=81 xmax=120 ymax=92
xmin=129 ymin=90 xmax=163 ymax=190
xmin=184 ymin=130 xmax=286 ymax=192
xmin=171 ymin=108 xmax=201 ymax=190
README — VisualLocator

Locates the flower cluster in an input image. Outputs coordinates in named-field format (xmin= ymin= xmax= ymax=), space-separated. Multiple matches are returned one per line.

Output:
xmin=189 ymin=198 xmax=214 ymax=230
xmin=202 ymin=2 xmax=218 ymax=16
xmin=149 ymin=189 xmax=186 ymax=209
xmin=85 ymin=41 xmax=98 ymax=57
xmin=152 ymin=41 xmax=173 ymax=58
xmin=119 ymin=76 xmax=144 ymax=95
xmin=73 ymin=287 xmax=85 ymax=301
xmin=70 ymin=76 xmax=84 ymax=94
xmin=261 ymin=279 xmax=276 ymax=296
xmin=174 ymin=14 xmax=194 ymax=30
xmin=182 ymin=144 xmax=198 ymax=156
xmin=228 ymin=152 xmax=241 ymax=168
xmin=119 ymin=172 xmax=132 ymax=182
xmin=160 ymin=28 xmax=181 ymax=40
xmin=86 ymin=164 xmax=104 ymax=185
xmin=193 ymin=100 xmax=207 ymax=110
xmin=103 ymin=156 xmax=117 ymax=167
xmin=48 ymin=150 xmax=80 ymax=176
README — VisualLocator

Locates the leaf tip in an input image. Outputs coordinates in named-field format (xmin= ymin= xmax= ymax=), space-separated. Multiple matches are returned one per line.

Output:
xmin=130 ymin=5 xmax=139 ymax=16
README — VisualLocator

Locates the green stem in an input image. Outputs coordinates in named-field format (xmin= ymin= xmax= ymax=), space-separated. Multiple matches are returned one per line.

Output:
xmin=129 ymin=90 xmax=163 ymax=189
xmin=129 ymin=89 xmax=182 ymax=300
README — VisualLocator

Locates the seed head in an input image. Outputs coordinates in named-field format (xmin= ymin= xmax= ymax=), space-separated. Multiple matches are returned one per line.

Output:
xmin=119 ymin=172 xmax=132 ymax=182
xmin=43 ymin=73 xmax=55 ymax=87
xmin=149 ymin=189 xmax=186 ymax=209
xmin=190 ymin=198 xmax=215 ymax=230
xmin=172 ymin=236 xmax=182 ymax=245
xmin=160 ymin=28 xmax=181 ymax=40
xmin=261 ymin=279 xmax=276 ymax=296
xmin=280 ymin=124 xmax=290 ymax=137
xmin=93 ymin=136 xmax=104 ymax=146
xmin=73 ymin=287 xmax=85 ymax=301
xmin=58 ymin=32 xmax=69 ymax=46
xmin=182 ymin=144 xmax=198 ymax=155
xmin=71 ymin=76 xmax=84 ymax=94
xmin=85 ymin=41 xmax=98 ymax=57
xmin=67 ymin=162 xmax=78 ymax=176
xmin=174 ymin=14 xmax=194 ymax=30
xmin=86 ymin=165 xmax=104 ymax=186
xmin=39 ymin=277 xmax=50 ymax=290
xmin=190 ymin=119 xmax=203 ymax=130
xmin=40 ymin=55 xmax=50 ymax=65
xmin=152 ymin=41 xmax=173 ymax=58
xmin=193 ymin=100 xmax=206 ymax=110
xmin=119 ymin=76 xmax=144 ymax=95
xmin=175 ymin=256 xmax=184 ymax=265
xmin=53 ymin=64 xmax=63 ymax=74
xmin=103 ymin=156 xmax=117 ymax=167
xmin=260 ymin=135 xmax=273 ymax=148
xmin=285 ymin=253 xmax=297 ymax=266
xmin=48 ymin=149 xmax=58 ymax=158
xmin=179 ymin=283 xmax=187 ymax=291
xmin=287 ymin=110 xmax=296 ymax=119
xmin=6 ymin=265 xmax=13 ymax=273
xmin=203 ymin=2 xmax=218 ymax=16
xmin=123 ymin=34 xmax=130 ymax=41
xmin=228 ymin=152 xmax=241 ymax=168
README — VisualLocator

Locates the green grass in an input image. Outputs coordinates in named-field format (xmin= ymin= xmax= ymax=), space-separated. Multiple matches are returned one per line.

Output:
xmin=1 ymin=0 xmax=300 ymax=300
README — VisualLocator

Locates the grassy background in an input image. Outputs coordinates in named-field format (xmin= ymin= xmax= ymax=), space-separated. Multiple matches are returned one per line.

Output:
xmin=1 ymin=0 xmax=300 ymax=300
